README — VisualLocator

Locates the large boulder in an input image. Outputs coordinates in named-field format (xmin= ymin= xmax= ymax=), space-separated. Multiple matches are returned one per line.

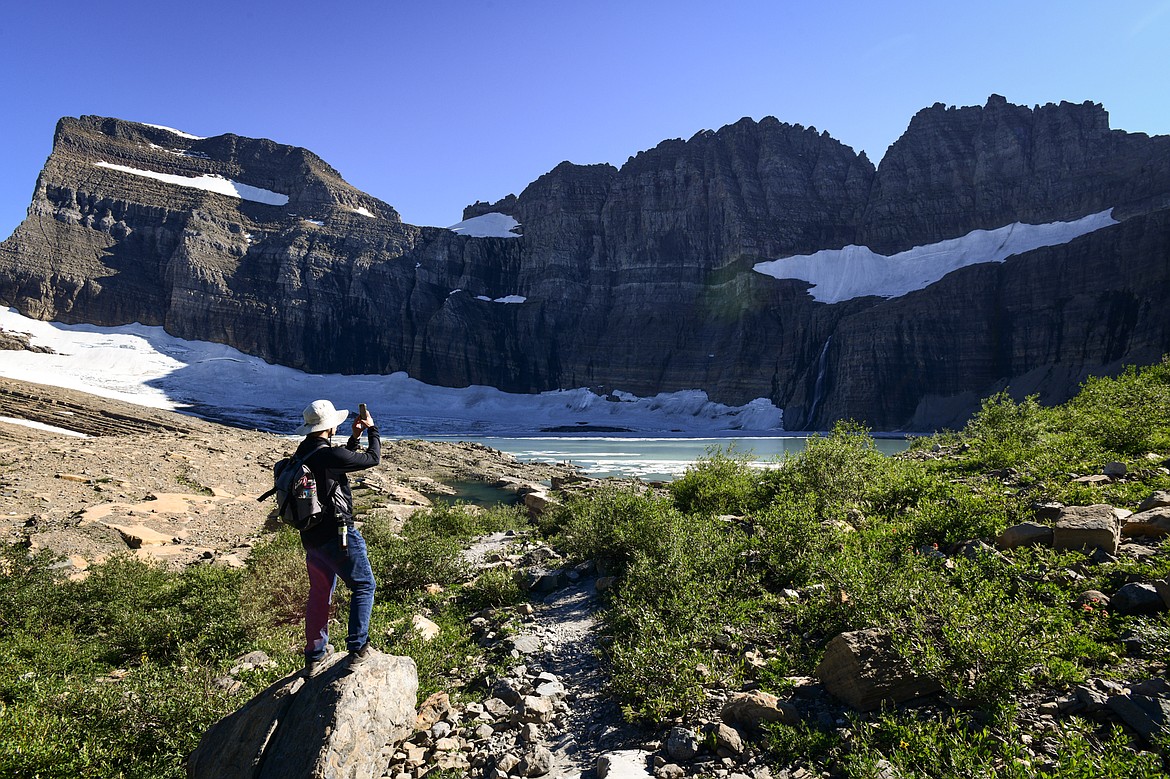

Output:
xmin=815 ymin=628 xmax=943 ymax=712
xmin=187 ymin=650 xmax=418 ymax=779
xmin=1052 ymin=505 xmax=1123 ymax=554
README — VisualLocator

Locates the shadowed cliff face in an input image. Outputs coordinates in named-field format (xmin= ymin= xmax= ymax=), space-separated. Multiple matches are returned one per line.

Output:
xmin=2 ymin=100 xmax=1169 ymax=431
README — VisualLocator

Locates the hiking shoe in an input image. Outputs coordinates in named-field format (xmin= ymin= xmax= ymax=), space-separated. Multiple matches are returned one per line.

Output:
xmin=348 ymin=642 xmax=373 ymax=666
xmin=303 ymin=645 xmax=335 ymax=677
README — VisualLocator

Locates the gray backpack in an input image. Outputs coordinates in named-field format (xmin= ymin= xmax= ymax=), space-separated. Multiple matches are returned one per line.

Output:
xmin=258 ymin=446 xmax=330 ymax=530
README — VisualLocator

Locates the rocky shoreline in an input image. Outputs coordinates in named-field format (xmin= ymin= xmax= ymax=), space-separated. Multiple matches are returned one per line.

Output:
xmin=0 ymin=376 xmax=578 ymax=572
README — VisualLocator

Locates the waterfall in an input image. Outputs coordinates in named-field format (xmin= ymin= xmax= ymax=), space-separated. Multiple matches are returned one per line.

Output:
xmin=806 ymin=336 xmax=832 ymax=429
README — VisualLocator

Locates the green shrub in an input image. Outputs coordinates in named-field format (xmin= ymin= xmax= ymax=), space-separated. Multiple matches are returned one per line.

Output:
xmin=763 ymin=421 xmax=885 ymax=518
xmin=963 ymin=392 xmax=1049 ymax=470
xmin=670 ymin=445 xmax=766 ymax=515
xmin=462 ymin=567 xmax=525 ymax=611
xmin=240 ymin=526 xmax=312 ymax=648
xmin=1063 ymin=361 xmax=1170 ymax=455
xmin=364 ymin=513 xmax=467 ymax=594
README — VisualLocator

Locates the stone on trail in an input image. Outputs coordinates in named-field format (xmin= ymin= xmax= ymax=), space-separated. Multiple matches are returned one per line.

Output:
xmin=1107 ymin=693 xmax=1170 ymax=744
xmin=517 ymin=745 xmax=553 ymax=777
xmin=665 ymin=726 xmax=699 ymax=761
xmin=1052 ymin=505 xmax=1123 ymax=554
xmin=816 ymin=628 xmax=943 ymax=712
xmin=411 ymin=614 xmax=441 ymax=641
xmin=597 ymin=749 xmax=654 ymax=778
xmin=187 ymin=649 xmax=417 ymax=779
xmin=415 ymin=691 xmax=450 ymax=731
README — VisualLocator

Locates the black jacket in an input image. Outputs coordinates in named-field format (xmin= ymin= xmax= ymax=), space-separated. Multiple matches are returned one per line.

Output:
xmin=295 ymin=427 xmax=381 ymax=547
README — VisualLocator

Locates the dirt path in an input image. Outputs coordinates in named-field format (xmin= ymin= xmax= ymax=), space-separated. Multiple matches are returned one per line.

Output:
xmin=461 ymin=533 xmax=650 ymax=778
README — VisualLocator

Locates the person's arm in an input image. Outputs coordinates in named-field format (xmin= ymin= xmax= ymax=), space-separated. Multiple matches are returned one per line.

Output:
xmin=321 ymin=434 xmax=380 ymax=472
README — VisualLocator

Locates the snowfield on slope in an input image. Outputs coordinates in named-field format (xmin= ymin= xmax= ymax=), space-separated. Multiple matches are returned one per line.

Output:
xmin=753 ymin=209 xmax=1117 ymax=303
xmin=0 ymin=308 xmax=782 ymax=436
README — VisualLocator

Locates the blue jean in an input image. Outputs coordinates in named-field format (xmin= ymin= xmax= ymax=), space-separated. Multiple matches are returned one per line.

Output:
xmin=304 ymin=527 xmax=376 ymax=659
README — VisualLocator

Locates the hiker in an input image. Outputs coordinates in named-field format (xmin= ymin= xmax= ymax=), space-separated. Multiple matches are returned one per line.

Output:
xmin=293 ymin=399 xmax=381 ymax=673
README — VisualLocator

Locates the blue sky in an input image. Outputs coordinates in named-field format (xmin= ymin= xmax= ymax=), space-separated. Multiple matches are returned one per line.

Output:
xmin=2 ymin=1 xmax=1168 ymax=239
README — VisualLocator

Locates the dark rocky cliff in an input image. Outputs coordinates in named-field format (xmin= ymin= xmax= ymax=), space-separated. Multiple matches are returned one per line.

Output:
xmin=2 ymin=99 xmax=1168 ymax=431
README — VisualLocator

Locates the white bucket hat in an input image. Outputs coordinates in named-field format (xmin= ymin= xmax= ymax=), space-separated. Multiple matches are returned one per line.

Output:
xmin=296 ymin=399 xmax=349 ymax=435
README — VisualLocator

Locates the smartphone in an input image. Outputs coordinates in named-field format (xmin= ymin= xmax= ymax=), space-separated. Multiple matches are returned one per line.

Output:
xmin=358 ymin=403 xmax=368 ymax=422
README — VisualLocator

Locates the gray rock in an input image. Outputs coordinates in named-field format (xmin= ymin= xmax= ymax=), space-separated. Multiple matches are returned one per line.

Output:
xmin=520 ymin=695 xmax=555 ymax=724
xmin=703 ymin=722 xmax=744 ymax=755
xmin=1107 ymin=694 xmax=1170 ymax=743
xmin=996 ymin=522 xmax=1053 ymax=550
xmin=1121 ymin=507 xmax=1170 ymax=538
xmin=483 ymin=697 xmax=512 ymax=719
xmin=493 ymin=678 xmax=524 ymax=706
xmin=518 ymin=745 xmax=554 ymax=777
xmin=1103 ymin=461 xmax=1127 ymax=477
xmin=666 ymin=726 xmax=700 ymax=761
xmin=1137 ymin=491 xmax=1170 ymax=513
xmin=597 ymin=750 xmax=655 ymax=779
xmin=188 ymin=650 xmax=417 ymax=779
xmin=815 ymin=629 xmax=943 ymax=711
xmin=1031 ymin=501 xmax=1065 ymax=520
xmin=1075 ymin=590 xmax=1110 ymax=610
xmin=535 ymin=679 xmax=566 ymax=699
xmin=1110 ymin=583 xmax=1166 ymax=616
xmin=1052 ymin=505 xmax=1122 ymax=554
xmin=512 ymin=634 xmax=542 ymax=655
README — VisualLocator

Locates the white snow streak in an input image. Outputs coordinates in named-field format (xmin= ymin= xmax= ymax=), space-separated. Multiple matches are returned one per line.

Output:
xmin=93 ymin=162 xmax=290 ymax=206
xmin=142 ymin=123 xmax=205 ymax=140
xmin=753 ymin=210 xmax=1117 ymax=303
xmin=448 ymin=212 xmax=522 ymax=238
xmin=0 ymin=416 xmax=90 ymax=438
xmin=350 ymin=206 xmax=376 ymax=218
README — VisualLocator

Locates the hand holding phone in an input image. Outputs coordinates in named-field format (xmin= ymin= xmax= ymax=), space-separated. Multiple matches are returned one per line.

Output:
xmin=353 ymin=403 xmax=374 ymax=435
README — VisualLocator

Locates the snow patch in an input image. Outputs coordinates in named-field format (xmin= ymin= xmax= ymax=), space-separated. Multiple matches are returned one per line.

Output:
xmin=0 ymin=308 xmax=783 ymax=436
xmin=303 ymin=219 xmax=325 ymax=226
xmin=752 ymin=210 xmax=1118 ymax=303
xmin=0 ymin=416 xmax=90 ymax=438
xmin=473 ymin=294 xmax=526 ymax=304
xmin=142 ymin=123 xmax=205 ymax=140
xmin=448 ymin=212 xmax=522 ymax=238
xmin=350 ymin=206 xmax=376 ymax=218
xmin=93 ymin=162 xmax=289 ymax=206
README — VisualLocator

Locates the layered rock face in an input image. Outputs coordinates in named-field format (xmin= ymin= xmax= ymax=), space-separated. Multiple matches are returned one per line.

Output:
xmin=2 ymin=99 xmax=1169 ymax=430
